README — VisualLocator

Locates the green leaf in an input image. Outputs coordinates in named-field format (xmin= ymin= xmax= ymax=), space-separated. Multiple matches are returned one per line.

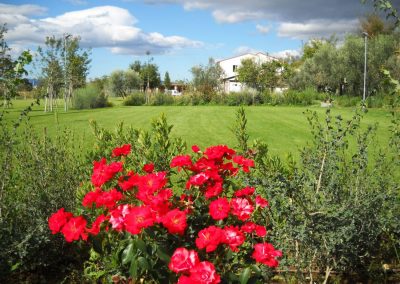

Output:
xmin=156 ymin=246 xmax=171 ymax=263
xmin=129 ymin=259 xmax=138 ymax=279
xmin=137 ymin=256 xmax=150 ymax=270
xmin=136 ymin=238 xmax=147 ymax=254
xmin=122 ymin=243 xmax=134 ymax=265
xmin=239 ymin=267 xmax=251 ymax=284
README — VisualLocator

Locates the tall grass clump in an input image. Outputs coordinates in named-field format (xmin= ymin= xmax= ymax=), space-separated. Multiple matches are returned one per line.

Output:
xmin=73 ymin=85 xmax=109 ymax=109
xmin=123 ymin=92 xmax=146 ymax=106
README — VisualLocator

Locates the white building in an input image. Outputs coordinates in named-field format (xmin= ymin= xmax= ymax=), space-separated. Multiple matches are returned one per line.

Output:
xmin=217 ymin=52 xmax=277 ymax=93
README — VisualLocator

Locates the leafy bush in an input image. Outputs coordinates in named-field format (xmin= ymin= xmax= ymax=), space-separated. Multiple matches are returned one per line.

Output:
xmin=123 ymin=92 xmax=146 ymax=106
xmin=150 ymin=92 xmax=174 ymax=106
xmin=250 ymin=108 xmax=400 ymax=282
xmin=0 ymin=103 xmax=88 ymax=282
xmin=73 ymin=85 xmax=109 ymax=109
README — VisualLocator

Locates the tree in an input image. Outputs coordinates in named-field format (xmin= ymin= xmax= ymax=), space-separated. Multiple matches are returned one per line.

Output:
xmin=129 ymin=60 xmax=161 ymax=91
xmin=36 ymin=35 xmax=90 ymax=112
xmin=0 ymin=25 xmax=32 ymax=108
xmin=164 ymin=71 xmax=171 ymax=90
xmin=191 ymin=58 xmax=224 ymax=97
xmin=64 ymin=36 xmax=91 ymax=111
xmin=109 ymin=69 xmax=142 ymax=98
xmin=359 ymin=14 xmax=395 ymax=37
xmin=236 ymin=58 xmax=259 ymax=90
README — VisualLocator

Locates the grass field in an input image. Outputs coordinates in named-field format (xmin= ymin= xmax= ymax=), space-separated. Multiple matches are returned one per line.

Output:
xmin=3 ymin=98 xmax=395 ymax=158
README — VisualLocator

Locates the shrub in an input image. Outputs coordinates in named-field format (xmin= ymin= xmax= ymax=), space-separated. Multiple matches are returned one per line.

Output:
xmin=150 ymin=92 xmax=174 ymax=106
xmin=252 ymin=108 xmax=400 ymax=282
xmin=0 ymin=103 xmax=88 ymax=282
xmin=73 ymin=85 xmax=109 ymax=109
xmin=123 ymin=92 xmax=146 ymax=106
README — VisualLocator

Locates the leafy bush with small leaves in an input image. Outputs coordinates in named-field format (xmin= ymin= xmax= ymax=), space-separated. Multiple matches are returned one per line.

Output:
xmin=0 ymin=102 xmax=88 ymax=282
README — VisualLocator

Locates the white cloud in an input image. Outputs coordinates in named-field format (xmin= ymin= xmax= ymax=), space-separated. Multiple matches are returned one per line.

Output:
xmin=4 ymin=4 xmax=203 ymax=55
xmin=234 ymin=46 xmax=260 ymax=55
xmin=256 ymin=24 xmax=270 ymax=34
xmin=271 ymin=49 xmax=300 ymax=59
xmin=278 ymin=19 xmax=359 ymax=40
xmin=212 ymin=10 xmax=263 ymax=23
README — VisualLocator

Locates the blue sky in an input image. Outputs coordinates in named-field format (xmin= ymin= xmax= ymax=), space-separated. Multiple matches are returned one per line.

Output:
xmin=1 ymin=0 xmax=388 ymax=81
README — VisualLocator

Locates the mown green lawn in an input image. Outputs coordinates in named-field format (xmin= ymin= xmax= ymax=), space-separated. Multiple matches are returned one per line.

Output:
xmin=4 ymin=98 xmax=394 ymax=158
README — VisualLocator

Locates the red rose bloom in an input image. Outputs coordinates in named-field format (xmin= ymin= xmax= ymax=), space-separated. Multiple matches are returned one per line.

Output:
xmin=204 ymin=181 xmax=223 ymax=199
xmin=234 ymin=186 xmax=255 ymax=197
xmin=170 ymin=155 xmax=192 ymax=170
xmin=233 ymin=155 xmax=255 ymax=172
xmin=231 ymin=198 xmax=254 ymax=221
xmin=91 ymin=158 xmax=123 ymax=187
xmin=48 ymin=208 xmax=73 ymax=234
xmin=112 ymin=144 xmax=131 ymax=157
xmin=222 ymin=226 xmax=245 ymax=251
xmin=255 ymin=195 xmax=269 ymax=208
xmin=209 ymin=198 xmax=230 ymax=220
xmin=143 ymin=163 xmax=155 ymax=173
xmin=195 ymin=226 xmax=224 ymax=252
xmin=61 ymin=216 xmax=88 ymax=242
xmin=169 ymin=247 xmax=199 ymax=273
xmin=189 ymin=261 xmax=221 ymax=284
xmin=177 ymin=275 xmax=192 ymax=284
xmin=162 ymin=209 xmax=187 ymax=235
xmin=252 ymin=243 xmax=282 ymax=267
xmin=87 ymin=214 xmax=108 ymax=235
xmin=204 ymin=145 xmax=235 ymax=160
xmin=241 ymin=221 xmax=256 ymax=233
xmin=191 ymin=145 xmax=200 ymax=153
xmin=125 ymin=206 xmax=154 ymax=235
xmin=255 ymin=225 xmax=267 ymax=237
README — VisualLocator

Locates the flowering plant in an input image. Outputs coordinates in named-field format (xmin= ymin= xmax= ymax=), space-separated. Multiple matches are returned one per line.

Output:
xmin=49 ymin=143 xmax=281 ymax=283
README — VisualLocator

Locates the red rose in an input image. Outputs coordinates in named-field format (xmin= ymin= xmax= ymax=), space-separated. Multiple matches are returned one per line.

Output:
xmin=234 ymin=186 xmax=255 ymax=197
xmin=255 ymin=195 xmax=269 ymax=208
xmin=209 ymin=198 xmax=230 ymax=220
xmin=231 ymin=198 xmax=254 ymax=221
xmin=168 ymin=247 xmax=199 ymax=273
xmin=143 ymin=163 xmax=155 ymax=173
xmin=48 ymin=208 xmax=73 ymax=234
xmin=222 ymin=226 xmax=245 ymax=251
xmin=87 ymin=214 xmax=108 ymax=235
xmin=112 ymin=144 xmax=131 ymax=157
xmin=255 ymin=225 xmax=267 ymax=237
xmin=252 ymin=243 xmax=282 ymax=267
xmin=241 ymin=221 xmax=256 ymax=233
xmin=61 ymin=216 xmax=88 ymax=242
xmin=162 ymin=209 xmax=187 ymax=235
xmin=177 ymin=275 xmax=192 ymax=284
xmin=125 ymin=206 xmax=154 ymax=235
xmin=91 ymin=158 xmax=123 ymax=187
xmin=170 ymin=155 xmax=192 ymax=169
xmin=189 ymin=261 xmax=221 ymax=284
xmin=195 ymin=226 xmax=224 ymax=252
xmin=191 ymin=145 xmax=200 ymax=153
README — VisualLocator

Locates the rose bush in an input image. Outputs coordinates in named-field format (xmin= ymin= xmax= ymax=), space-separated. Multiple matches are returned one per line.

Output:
xmin=49 ymin=143 xmax=281 ymax=283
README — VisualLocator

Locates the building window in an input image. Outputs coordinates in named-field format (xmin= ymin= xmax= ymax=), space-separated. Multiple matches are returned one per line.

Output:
xmin=233 ymin=65 xmax=238 ymax=72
